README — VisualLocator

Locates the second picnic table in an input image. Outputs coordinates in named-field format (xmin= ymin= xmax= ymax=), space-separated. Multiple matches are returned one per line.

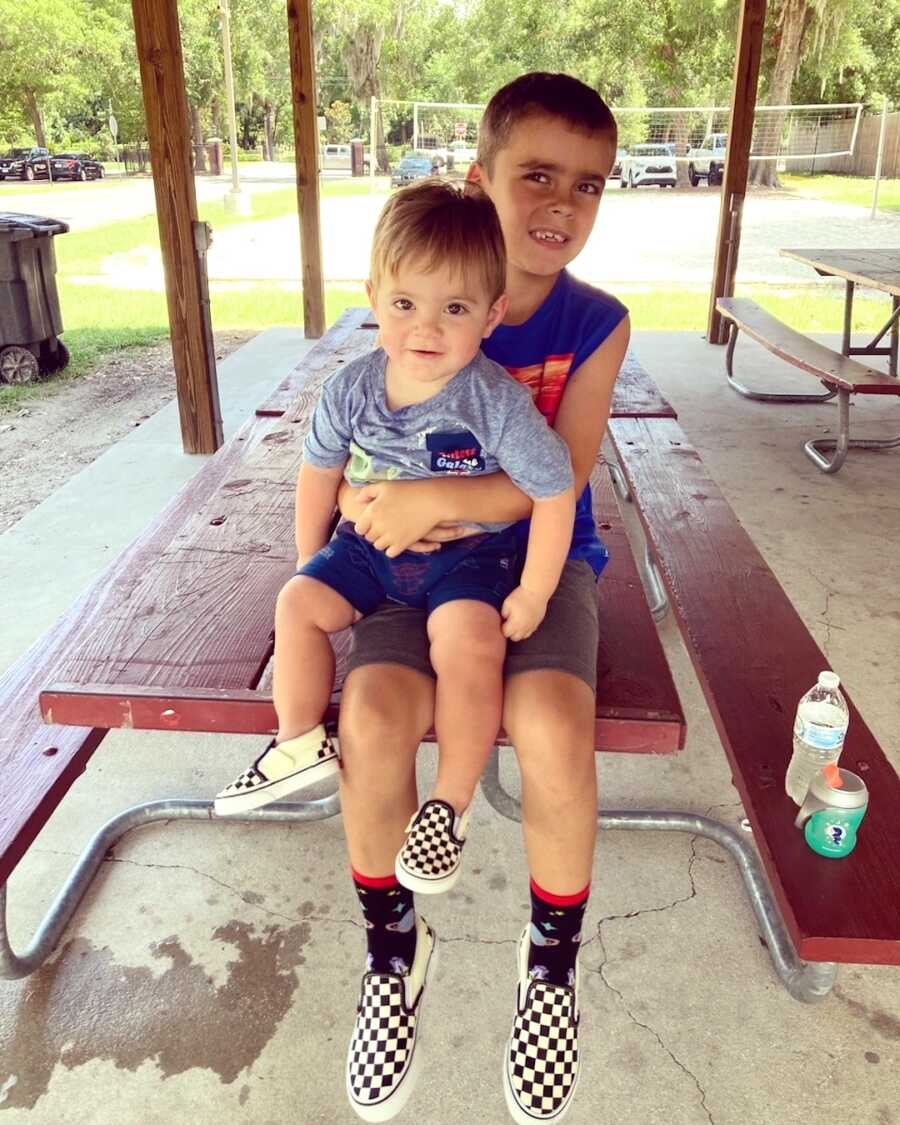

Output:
xmin=780 ymin=248 xmax=900 ymax=376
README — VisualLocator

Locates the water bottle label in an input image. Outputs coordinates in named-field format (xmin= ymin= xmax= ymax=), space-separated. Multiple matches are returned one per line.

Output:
xmin=794 ymin=714 xmax=844 ymax=751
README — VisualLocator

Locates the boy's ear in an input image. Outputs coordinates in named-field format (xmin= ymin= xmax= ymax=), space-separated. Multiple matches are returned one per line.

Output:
xmin=482 ymin=294 xmax=508 ymax=338
xmin=466 ymin=162 xmax=484 ymax=186
xmin=365 ymin=279 xmax=376 ymax=309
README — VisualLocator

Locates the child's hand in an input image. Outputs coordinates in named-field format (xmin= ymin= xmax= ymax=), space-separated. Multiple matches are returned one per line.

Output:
xmin=354 ymin=480 xmax=441 ymax=557
xmin=501 ymin=585 xmax=549 ymax=642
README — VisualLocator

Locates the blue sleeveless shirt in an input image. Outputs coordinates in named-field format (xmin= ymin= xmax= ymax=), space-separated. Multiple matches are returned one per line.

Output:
xmin=481 ymin=270 xmax=627 ymax=576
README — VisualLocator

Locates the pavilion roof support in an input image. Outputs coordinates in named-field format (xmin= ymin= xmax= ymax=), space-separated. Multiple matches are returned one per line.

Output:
xmin=287 ymin=0 xmax=326 ymax=338
xmin=131 ymin=0 xmax=223 ymax=453
xmin=707 ymin=0 xmax=768 ymax=345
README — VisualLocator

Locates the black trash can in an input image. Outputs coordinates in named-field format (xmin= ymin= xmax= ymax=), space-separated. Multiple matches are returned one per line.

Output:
xmin=0 ymin=212 xmax=70 ymax=384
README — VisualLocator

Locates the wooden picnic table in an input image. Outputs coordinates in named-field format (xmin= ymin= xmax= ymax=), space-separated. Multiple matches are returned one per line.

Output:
xmin=780 ymin=248 xmax=900 ymax=376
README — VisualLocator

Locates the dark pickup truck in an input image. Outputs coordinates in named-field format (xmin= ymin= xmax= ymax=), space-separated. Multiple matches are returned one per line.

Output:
xmin=0 ymin=147 xmax=51 ymax=181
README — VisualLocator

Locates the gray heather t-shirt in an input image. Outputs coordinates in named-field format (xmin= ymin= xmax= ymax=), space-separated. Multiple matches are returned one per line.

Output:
xmin=304 ymin=347 xmax=572 ymax=532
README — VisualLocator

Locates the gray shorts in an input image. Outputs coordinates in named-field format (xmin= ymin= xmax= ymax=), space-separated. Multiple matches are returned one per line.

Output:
xmin=345 ymin=558 xmax=599 ymax=689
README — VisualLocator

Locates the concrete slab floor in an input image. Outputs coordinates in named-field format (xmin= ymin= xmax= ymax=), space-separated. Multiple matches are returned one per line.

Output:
xmin=1 ymin=329 xmax=899 ymax=1124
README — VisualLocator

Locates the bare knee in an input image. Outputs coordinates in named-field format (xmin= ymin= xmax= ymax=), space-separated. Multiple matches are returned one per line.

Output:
xmin=504 ymin=673 xmax=596 ymax=786
xmin=429 ymin=603 xmax=505 ymax=676
xmin=339 ymin=665 xmax=434 ymax=764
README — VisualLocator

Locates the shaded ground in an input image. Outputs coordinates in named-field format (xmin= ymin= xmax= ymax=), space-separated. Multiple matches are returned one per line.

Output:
xmin=0 ymin=331 xmax=253 ymax=534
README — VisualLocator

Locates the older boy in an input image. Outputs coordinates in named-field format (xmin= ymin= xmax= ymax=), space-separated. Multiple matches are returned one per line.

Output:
xmin=339 ymin=74 xmax=628 ymax=1124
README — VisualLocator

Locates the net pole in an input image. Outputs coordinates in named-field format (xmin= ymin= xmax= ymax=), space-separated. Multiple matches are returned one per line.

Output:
xmin=871 ymin=97 xmax=890 ymax=220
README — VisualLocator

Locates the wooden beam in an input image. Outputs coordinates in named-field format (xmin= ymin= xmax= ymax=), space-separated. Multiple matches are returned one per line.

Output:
xmin=707 ymin=0 xmax=767 ymax=344
xmin=286 ymin=0 xmax=326 ymax=338
xmin=131 ymin=0 xmax=223 ymax=453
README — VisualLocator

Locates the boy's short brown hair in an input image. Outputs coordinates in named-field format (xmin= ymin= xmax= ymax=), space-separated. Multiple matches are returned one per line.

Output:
xmin=477 ymin=72 xmax=617 ymax=175
xmin=370 ymin=179 xmax=506 ymax=303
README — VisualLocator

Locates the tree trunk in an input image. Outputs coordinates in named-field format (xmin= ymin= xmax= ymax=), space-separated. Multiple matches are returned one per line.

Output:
xmin=190 ymin=102 xmax=208 ymax=172
xmin=211 ymin=96 xmax=224 ymax=139
xmin=752 ymin=0 xmax=809 ymax=187
xmin=264 ymin=99 xmax=276 ymax=160
xmin=24 ymin=89 xmax=46 ymax=148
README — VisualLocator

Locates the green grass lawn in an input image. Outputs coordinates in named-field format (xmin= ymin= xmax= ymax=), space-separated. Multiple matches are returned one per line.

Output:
xmin=781 ymin=173 xmax=899 ymax=214
xmin=1 ymin=169 xmax=895 ymax=412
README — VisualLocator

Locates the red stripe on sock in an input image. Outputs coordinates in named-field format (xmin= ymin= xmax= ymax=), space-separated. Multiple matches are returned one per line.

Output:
xmin=530 ymin=877 xmax=590 ymax=907
xmin=351 ymin=867 xmax=400 ymax=889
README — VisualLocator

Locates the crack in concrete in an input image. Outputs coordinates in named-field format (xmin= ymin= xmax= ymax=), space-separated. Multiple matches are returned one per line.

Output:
xmin=597 ymin=836 xmax=700 ymax=924
xmin=593 ymin=909 xmax=715 ymax=1124
xmin=806 ymin=567 xmax=837 ymax=653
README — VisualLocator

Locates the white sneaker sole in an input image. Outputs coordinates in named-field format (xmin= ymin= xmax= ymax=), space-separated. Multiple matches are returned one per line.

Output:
xmin=394 ymin=857 xmax=461 ymax=895
xmin=213 ymin=753 xmax=340 ymax=816
xmin=346 ymin=934 xmax=439 ymax=1122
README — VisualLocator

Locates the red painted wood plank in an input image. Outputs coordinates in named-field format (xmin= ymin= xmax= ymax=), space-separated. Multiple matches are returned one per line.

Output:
xmin=610 ymin=415 xmax=900 ymax=966
xmin=255 ymin=308 xmax=377 ymax=416
xmin=0 ymin=412 xmax=279 ymax=886
xmin=41 ymin=460 xmax=685 ymax=753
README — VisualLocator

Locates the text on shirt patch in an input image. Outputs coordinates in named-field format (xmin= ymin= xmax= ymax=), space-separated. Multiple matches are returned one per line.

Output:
xmin=426 ymin=430 xmax=485 ymax=473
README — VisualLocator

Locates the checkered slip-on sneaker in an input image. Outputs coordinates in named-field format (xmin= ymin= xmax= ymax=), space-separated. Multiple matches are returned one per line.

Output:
xmin=503 ymin=927 xmax=581 ymax=1125
xmin=346 ymin=914 xmax=438 ymax=1122
xmin=395 ymin=798 xmax=472 ymax=894
xmin=213 ymin=723 xmax=339 ymax=815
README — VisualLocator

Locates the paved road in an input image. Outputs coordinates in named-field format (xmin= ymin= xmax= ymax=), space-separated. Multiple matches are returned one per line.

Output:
xmin=7 ymin=166 xmax=898 ymax=289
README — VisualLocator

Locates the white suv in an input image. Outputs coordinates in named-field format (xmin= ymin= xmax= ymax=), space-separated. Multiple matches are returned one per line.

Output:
xmin=619 ymin=144 xmax=677 ymax=189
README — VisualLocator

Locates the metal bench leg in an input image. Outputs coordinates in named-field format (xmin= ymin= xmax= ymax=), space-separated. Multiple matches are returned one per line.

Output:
xmin=607 ymin=459 xmax=632 ymax=503
xmin=0 ymin=792 xmax=340 ymax=981
xmin=642 ymin=541 xmax=669 ymax=621
xmin=805 ymin=388 xmax=900 ymax=474
xmin=480 ymin=755 xmax=838 ymax=1004
xmin=725 ymin=324 xmax=837 ymax=403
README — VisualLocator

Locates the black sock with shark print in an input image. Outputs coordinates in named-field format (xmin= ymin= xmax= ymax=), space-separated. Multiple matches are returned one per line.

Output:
xmin=352 ymin=869 xmax=417 ymax=975
xmin=527 ymin=878 xmax=589 ymax=988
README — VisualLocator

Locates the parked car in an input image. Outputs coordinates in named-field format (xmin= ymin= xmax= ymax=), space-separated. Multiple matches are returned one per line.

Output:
xmin=390 ymin=150 xmax=440 ymax=187
xmin=320 ymin=142 xmax=370 ymax=173
xmin=610 ymin=148 xmax=627 ymax=178
xmin=619 ymin=144 xmax=677 ymax=188
xmin=49 ymin=152 xmax=105 ymax=181
xmin=687 ymin=133 xmax=727 ymax=186
xmin=0 ymin=147 xmax=50 ymax=181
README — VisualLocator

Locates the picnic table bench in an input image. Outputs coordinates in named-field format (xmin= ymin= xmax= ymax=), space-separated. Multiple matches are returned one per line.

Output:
xmin=2 ymin=309 xmax=899 ymax=1003
xmin=716 ymin=296 xmax=900 ymax=473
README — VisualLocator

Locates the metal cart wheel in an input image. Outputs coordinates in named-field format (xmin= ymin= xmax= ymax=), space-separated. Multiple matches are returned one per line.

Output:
xmin=0 ymin=345 xmax=39 ymax=384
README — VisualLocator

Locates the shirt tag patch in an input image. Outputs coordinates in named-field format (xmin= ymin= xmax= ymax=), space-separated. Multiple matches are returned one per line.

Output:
xmin=426 ymin=430 xmax=485 ymax=474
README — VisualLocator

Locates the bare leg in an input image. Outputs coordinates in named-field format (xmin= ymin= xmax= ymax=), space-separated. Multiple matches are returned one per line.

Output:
xmin=428 ymin=599 xmax=506 ymax=814
xmin=502 ymin=670 xmax=597 ymax=893
xmin=273 ymin=576 xmax=357 ymax=742
xmin=339 ymin=663 xmax=436 ymax=876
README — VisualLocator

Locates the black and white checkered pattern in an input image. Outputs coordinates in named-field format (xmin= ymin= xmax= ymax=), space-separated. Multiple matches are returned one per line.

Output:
xmin=506 ymin=979 xmax=579 ymax=1122
xmin=397 ymin=800 xmax=464 ymax=883
xmin=214 ymin=729 xmax=339 ymax=815
xmin=346 ymin=919 xmax=436 ymax=1120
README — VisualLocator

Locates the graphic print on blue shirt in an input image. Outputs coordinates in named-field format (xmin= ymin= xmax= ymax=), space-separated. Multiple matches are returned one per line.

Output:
xmin=426 ymin=430 xmax=485 ymax=474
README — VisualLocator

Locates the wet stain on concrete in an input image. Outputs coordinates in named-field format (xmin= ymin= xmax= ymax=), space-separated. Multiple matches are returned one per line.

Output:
xmin=488 ymin=872 xmax=507 ymax=892
xmin=834 ymin=987 xmax=900 ymax=1041
xmin=865 ymin=1051 xmax=880 ymax=1063
xmin=877 ymin=1108 xmax=894 ymax=1125
xmin=0 ymin=919 xmax=310 ymax=1110
xmin=609 ymin=1041 xmax=647 ymax=1073
xmin=239 ymin=1083 xmax=251 ymax=1105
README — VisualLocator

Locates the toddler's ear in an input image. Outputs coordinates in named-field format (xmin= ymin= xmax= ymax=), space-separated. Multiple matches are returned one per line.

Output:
xmin=483 ymin=293 xmax=508 ymax=338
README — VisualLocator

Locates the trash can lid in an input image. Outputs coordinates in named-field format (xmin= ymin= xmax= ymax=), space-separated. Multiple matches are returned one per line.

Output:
xmin=0 ymin=212 xmax=70 ymax=240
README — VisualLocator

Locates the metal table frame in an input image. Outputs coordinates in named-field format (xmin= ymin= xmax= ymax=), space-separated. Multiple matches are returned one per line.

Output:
xmin=1 ymin=757 xmax=836 ymax=1003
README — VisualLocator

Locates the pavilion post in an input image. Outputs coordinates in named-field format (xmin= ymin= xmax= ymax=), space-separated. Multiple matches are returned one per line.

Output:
xmin=286 ymin=0 xmax=326 ymax=338
xmin=707 ymin=0 xmax=767 ymax=344
xmin=131 ymin=0 xmax=223 ymax=452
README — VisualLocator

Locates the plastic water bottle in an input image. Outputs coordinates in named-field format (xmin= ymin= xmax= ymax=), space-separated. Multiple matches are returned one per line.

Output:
xmin=785 ymin=671 xmax=849 ymax=805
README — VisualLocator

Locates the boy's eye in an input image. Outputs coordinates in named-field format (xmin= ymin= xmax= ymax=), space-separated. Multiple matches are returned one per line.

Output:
xmin=446 ymin=303 xmax=468 ymax=315
xmin=577 ymin=182 xmax=601 ymax=195
xmin=393 ymin=298 xmax=413 ymax=311
xmin=525 ymin=171 xmax=550 ymax=185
